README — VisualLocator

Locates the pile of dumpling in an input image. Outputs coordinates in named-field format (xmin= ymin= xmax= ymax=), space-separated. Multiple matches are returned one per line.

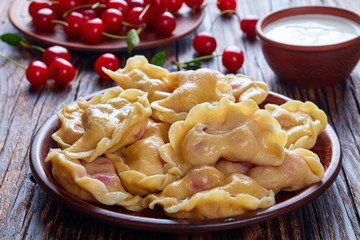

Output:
xmin=46 ymin=55 xmax=327 ymax=219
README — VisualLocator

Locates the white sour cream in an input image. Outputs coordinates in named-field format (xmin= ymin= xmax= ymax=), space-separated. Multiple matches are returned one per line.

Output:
xmin=263 ymin=14 xmax=360 ymax=46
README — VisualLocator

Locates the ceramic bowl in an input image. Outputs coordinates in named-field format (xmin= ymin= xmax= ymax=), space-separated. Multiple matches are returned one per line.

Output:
xmin=256 ymin=6 xmax=360 ymax=88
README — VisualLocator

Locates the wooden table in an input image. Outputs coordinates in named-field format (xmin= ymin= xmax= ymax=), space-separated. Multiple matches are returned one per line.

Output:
xmin=1 ymin=0 xmax=359 ymax=239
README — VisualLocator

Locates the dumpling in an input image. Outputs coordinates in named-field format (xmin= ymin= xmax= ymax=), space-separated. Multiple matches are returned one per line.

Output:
xmin=265 ymin=100 xmax=327 ymax=149
xmin=104 ymin=55 xmax=174 ymax=102
xmin=46 ymin=149 xmax=145 ymax=211
xmin=109 ymin=122 xmax=179 ymax=196
xmin=146 ymin=166 xmax=275 ymax=219
xmin=159 ymin=97 xmax=287 ymax=176
xmin=52 ymin=102 xmax=85 ymax=149
xmin=52 ymin=87 xmax=125 ymax=149
xmin=64 ymin=88 xmax=152 ymax=162
xmin=218 ymin=73 xmax=269 ymax=104
xmin=248 ymin=148 xmax=325 ymax=193
xmin=151 ymin=69 xmax=233 ymax=124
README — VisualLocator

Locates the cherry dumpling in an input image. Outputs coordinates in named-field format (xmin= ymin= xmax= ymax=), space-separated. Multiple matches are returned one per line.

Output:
xmin=248 ymin=148 xmax=325 ymax=193
xmin=64 ymin=87 xmax=152 ymax=162
xmin=108 ymin=122 xmax=179 ymax=196
xmin=217 ymin=73 xmax=269 ymax=104
xmin=151 ymin=68 xmax=233 ymax=124
xmin=146 ymin=166 xmax=275 ymax=219
xmin=265 ymin=100 xmax=327 ymax=149
xmin=46 ymin=149 xmax=144 ymax=211
xmin=103 ymin=55 xmax=174 ymax=102
xmin=159 ymin=97 xmax=288 ymax=176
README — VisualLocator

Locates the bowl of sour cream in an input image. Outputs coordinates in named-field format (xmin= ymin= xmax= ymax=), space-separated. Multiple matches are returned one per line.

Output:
xmin=256 ymin=6 xmax=360 ymax=88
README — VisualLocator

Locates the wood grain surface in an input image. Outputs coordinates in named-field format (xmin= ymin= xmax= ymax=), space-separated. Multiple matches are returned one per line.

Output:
xmin=0 ymin=0 xmax=359 ymax=239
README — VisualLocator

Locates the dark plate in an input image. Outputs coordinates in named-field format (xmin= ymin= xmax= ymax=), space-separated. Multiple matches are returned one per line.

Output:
xmin=8 ymin=0 xmax=205 ymax=52
xmin=30 ymin=90 xmax=342 ymax=232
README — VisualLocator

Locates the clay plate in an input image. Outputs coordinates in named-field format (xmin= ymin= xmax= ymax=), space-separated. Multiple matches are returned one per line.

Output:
xmin=8 ymin=0 xmax=205 ymax=52
xmin=30 ymin=90 xmax=342 ymax=232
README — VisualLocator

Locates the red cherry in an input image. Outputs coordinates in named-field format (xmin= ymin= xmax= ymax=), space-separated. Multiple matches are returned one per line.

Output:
xmin=94 ymin=53 xmax=120 ymax=80
xmin=216 ymin=0 xmax=237 ymax=12
xmin=26 ymin=61 xmax=49 ymax=85
xmin=101 ymin=8 xmax=124 ymax=34
xmin=148 ymin=0 xmax=167 ymax=16
xmin=32 ymin=8 xmax=57 ymax=31
xmin=57 ymin=0 xmax=83 ymax=18
xmin=78 ymin=9 xmax=97 ymax=21
xmin=125 ymin=7 xmax=150 ymax=26
xmin=222 ymin=46 xmax=244 ymax=72
xmin=81 ymin=18 xmax=106 ymax=43
xmin=63 ymin=11 xmax=85 ymax=37
xmin=127 ymin=0 xmax=149 ymax=9
xmin=166 ymin=0 xmax=183 ymax=13
xmin=85 ymin=0 xmax=109 ymax=15
xmin=42 ymin=45 xmax=71 ymax=66
xmin=84 ymin=0 xmax=109 ymax=3
xmin=151 ymin=11 xmax=176 ymax=36
xmin=28 ymin=1 xmax=54 ymax=18
xmin=49 ymin=58 xmax=76 ymax=84
xmin=240 ymin=16 xmax=259 ymax=38
xmin=184 ymin=0 xmax=203 ymax=10
xmin=106 ymin=0 xmax=129 ymax=15
xmin=192 ymin=32 xmax=217 ymax=55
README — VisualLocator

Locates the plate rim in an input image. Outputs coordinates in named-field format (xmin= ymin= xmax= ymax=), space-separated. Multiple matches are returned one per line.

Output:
xmin=8 ymin=0 xmax=205 ymax=52
xmin=30 ymin=90 xmax=342 ymax=232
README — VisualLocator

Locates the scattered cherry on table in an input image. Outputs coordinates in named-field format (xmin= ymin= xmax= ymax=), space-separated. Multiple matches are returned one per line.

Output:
xmin=192 ymin=32 xmax=217 ymax=55
xmin=240 ymin=16 xmax=259 ymax=38
xmin=49 ymin=58 xmax=76 ymax=84
xmin=25 ymin=60 xmax=49 ymax=85
xmin=222 ymin=46 xmax=244 ymax=72
xmin=94 ymin=53 xmax=120 ymax=80
xmin=42 ymin=45 xmax=71 ymax=66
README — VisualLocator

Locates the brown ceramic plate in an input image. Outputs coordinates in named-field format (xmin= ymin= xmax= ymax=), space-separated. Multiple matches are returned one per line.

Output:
xmin=30 ymin=90 xmax=341 ymax=232
xmin=8 ymin=0 xmax=205 ymax=52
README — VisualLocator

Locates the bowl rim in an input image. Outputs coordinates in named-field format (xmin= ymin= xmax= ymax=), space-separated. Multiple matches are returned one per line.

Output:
xmin=256 ymin=5 xmax=360 ymax=52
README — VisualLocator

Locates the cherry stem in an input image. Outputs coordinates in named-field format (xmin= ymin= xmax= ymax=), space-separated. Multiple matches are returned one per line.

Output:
xmin=173 ymin=54 xmax=222 ymax=67
xmin=24 ymin=43 xmax=45 ymax=52
xmin=0 ymin=54 xmax=27 ymax=70
xmin=62 ymin=2 xmax=106 ymax=18
xmin=139 ymin=3 xmax=151 ymax=20
xmin=190 ymin=3 xmax=206 ymax=14
xmin=52 ymin=19 xmax=68 ymax=26
xmin=101 ymin=27 xmax=143 ymax=39
xmin=102 ymin=32 xmax=127 ymax=39
xmin=17 ymin=39 xmax=46 ymax=52
xmin=122 ymin=21 xmax=145 ymax=28
xmin=210 ymin=10 xmax=237 ymax=32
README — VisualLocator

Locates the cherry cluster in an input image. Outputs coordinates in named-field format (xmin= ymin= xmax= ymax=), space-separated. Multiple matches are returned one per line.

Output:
xmin=189 ymin=0 xmax=258 ymax=72
xmin=25 ymin=45 xmax=75 ymax=85
xmin=28 ymin=0 xmax=203 ymax=44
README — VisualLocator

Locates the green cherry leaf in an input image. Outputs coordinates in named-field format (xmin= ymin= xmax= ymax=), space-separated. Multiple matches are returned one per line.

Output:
xmin=0 ymin=33 xmax=28 ymax=47
xmin=126 ymin=29 xmax=140 ymax=54
xmin=151 ymin=51 xmax=166 ymax=67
